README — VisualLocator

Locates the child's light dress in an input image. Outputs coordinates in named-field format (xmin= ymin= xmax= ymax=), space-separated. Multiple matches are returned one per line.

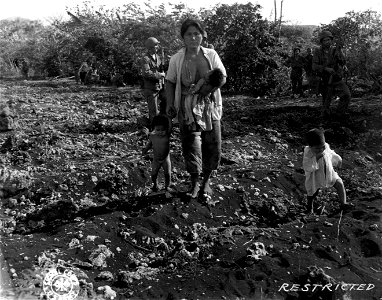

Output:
xmin=303 ymin=143 xmax=342 ymax=196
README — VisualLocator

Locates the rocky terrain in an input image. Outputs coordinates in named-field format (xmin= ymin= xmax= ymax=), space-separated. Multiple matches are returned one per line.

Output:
xmin=0 ymin=78 xmax=381 ymax=300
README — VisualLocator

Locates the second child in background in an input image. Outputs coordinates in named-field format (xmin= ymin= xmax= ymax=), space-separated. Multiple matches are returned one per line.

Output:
xmin=142 ymin=114 xmax=173 ymax=192
xmin=302 ymin=128 xmax=354 ymax=214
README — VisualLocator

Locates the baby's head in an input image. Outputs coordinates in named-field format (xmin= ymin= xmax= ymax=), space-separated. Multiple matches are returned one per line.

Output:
xmin=306 ymin=128 xmax=326 ymax=154
xmin=197 ymin=68 xmax=225 ymax=95
xmin=205 ymin=68 xmax=225 ymax=88
xmin=152 ymin=114 xmax=170 ymax=134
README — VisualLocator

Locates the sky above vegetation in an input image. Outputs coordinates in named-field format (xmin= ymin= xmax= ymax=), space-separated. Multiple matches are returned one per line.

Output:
xmin=1 ymin=0 xmax=381 ymax=25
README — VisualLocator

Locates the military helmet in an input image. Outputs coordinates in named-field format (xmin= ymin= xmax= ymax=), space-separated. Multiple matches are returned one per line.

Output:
xmin=319 ymin=30 xmax=333 ymax=42
xmin=145 ymin=37 xmax=160 ymax=48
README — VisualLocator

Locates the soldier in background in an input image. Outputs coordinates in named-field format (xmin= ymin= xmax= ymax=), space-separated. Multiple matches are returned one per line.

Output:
xmin=21 ymin=59 xmax=29 ymax=80
xmin=78 ymin=59 xmax=92 ymax=85
xmin=304 ymin=48 xmax=320 ymax=97
xmin=285 ymin=47 xmax=305 ymax=98
xmin=313 ymin=30 xmax=351 ymax=118
xmin=141 ymin=37 xmax=166 ymax=124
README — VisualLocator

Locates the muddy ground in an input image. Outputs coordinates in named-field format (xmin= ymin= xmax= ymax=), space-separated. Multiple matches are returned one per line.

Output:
xmin=0 ymin=79 xmax=381 ymax=300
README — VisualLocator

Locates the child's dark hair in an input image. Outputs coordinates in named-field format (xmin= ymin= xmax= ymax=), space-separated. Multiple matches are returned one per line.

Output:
xmin=207 ymin=68 xmax=225 ymax=88
xmin=305 ymin=128 xmax=325 ymax=147
xmin=152 ymin=114 xmax=170 ymax=131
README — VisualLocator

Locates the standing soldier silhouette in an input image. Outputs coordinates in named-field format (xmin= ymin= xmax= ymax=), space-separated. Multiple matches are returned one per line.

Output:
xmin=285 ymin=47 xmax=305 ymax=98
xmin=313 ymin=30 xmax=351 ymax=118
xmin=141 ymin=37 xmax=166 ymax=124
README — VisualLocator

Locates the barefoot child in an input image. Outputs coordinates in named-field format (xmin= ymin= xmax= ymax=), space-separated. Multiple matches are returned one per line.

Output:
xmin=303 ymin=128 xmax=353 ymax=213
xmin=142 ymin=114 xmax=172 ymax=192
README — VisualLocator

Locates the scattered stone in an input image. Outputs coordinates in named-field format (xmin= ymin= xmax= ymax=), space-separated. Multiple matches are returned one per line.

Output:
xmin=216 ymin=184 xmax=225 ymax=192
xmin=236 ymin=186 xmax=245 ymax=193
xmin=247 ymin=242 xmax=268 ymax=260
xmin=287 ymin=161 xmax=294 ymax=168
xmin=292 ymin=243 xmax=300 ymax=250
xmin=306 ymin=265 xmax=337 ymax=286
xmin=181 ymin=213 xmax=189 ymax=219
xmin=73 ymin=259 xmax=93 ymax=270
xmin=7 ymin=198 xmax=17 ymax=208
xmin=88 ymin=245 xmax=114 ymax=269
xmin=26 ymin=198 xmax=79 ymax=223
xmin=86 ymin=235 xmax=98 ymax=242
xmin=117 ymin=267 xmax=160 ymax=285
xmin=95 ymin=271 xmax=114 ymax=281
xmin=69 ymin=238 xmax=82 ymax=249
xmin=59 ymin=184 xmax=69 ymax=191
xmin=369 ymin=224 xmax=378 ymax=231
xmin=97 ymin=285 xmax=117 ymax=300
xmin=206 ymin=198 xmax=220 ymax=207
xmin=0 ymin=167 xmax=32 ymax=197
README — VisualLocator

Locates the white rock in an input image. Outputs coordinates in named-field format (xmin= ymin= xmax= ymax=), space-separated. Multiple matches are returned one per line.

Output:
xmin=97 ymin=285 xmax=117 ymax=299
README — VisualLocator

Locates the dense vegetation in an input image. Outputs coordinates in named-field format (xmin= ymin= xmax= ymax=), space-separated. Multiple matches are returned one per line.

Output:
xmin=1 ymin=2 xmax=381 ymax=96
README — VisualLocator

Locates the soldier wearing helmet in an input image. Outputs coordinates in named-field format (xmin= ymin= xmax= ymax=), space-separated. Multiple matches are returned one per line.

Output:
xmin=285 ymin=46 xmax=305 ymax=98
xmin=319 ymin=30 xmax=333 ymax=42
xmin=141 ymin=37 xmax=166 ymax=124
xmin=313 ymin=30 xmax=351 ymax=118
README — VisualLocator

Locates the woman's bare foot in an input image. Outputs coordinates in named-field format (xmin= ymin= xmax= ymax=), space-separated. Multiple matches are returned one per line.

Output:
xmin=201 ymin=181 xmax=213 ymax=199
xmin=187 ymin=182 xmax=200 ymax=198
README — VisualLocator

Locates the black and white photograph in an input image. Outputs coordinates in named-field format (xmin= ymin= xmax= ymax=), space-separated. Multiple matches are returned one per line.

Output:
xmin=0 ymin=0 xmax=381 ymax=299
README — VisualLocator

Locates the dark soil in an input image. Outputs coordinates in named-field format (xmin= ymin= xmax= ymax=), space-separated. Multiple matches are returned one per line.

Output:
xmin=0 ymin=79 xmax=381 ymax=300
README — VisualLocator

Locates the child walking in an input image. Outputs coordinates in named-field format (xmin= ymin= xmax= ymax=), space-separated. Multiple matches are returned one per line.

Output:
xmin=302 ymin=128 xmax=353 ymax=213
xmin=142 ymin=114 xmax=172 ymax=192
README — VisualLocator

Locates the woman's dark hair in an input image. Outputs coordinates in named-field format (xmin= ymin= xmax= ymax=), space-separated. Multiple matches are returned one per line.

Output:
xmin=180 ymin=19 xmax=204 ymax=38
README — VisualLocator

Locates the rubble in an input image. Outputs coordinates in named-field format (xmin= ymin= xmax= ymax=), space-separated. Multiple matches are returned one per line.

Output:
xmin=88 ymin=245 xmax=114 ymax=269
xmin=1 ymin=80 xmax=381 ymax=300
xmin=96 ymin=285 xmax=117 ymax=299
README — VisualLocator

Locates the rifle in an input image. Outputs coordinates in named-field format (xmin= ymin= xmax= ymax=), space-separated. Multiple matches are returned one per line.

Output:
xmin=157 ymin=47 xmax=167 ymax=115
xmin=159 ymin=47 xmax=166 ymax=86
